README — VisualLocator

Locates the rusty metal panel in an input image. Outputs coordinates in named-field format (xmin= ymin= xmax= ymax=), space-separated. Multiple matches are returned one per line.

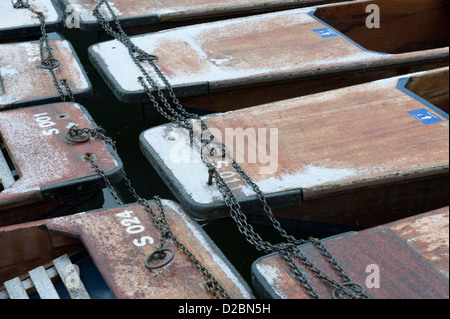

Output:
xmin=251 ymin=207 xmax=449 ymax=299
xmin=140 ymin=68 xmax=449 ymax=226
xmin=0 ymin=0 xmax=63 ymax=41
xmin=0 ymin=33 xmax=92 ymax=110
xmin=45 ymin=200 xmax=253 ymax=299
xmin=89 ymin=0 xmax=449 ymax=107
xmin=0 ymin=102 xmax=123 ymax=226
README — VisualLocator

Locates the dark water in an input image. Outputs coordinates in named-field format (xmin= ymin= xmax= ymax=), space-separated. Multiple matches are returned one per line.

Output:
xmin=56 ymin=27 xmax=337 ymax=298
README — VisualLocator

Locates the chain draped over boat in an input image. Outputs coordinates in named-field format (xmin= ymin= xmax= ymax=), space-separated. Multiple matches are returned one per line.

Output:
xmin=88 ymin=0 xmax=369 ymax=299
xmin=11 ymin=0 xmax=74 ymax=103
xmin=66 ymin=125 xmax=231 ymax=299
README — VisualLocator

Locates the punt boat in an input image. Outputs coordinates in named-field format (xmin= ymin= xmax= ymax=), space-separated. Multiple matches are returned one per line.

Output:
xmin=0 ymin=33 xmax=92 ymax=111
xmin=252 ymin=206 xmax=449 ymax=299
xmin=139 ymin=68 xmax=449 ymax=231
xmin=89 ymin=0 xmax=449 ymax=111
xmin=0 ymin=102 xmax=123 ymax=227
xmin=58 ymin=0 xmax=347 ymax=31
xmin=0 ymin=0 xmax=63 ymax=41
xmin=0 ymin=200 xmax=253 ymax=299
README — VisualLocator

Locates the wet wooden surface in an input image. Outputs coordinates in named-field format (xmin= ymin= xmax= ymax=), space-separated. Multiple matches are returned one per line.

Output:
xmin=252 ymin=206 xmax=449 ymax=299
xmin=0 ymin=200 xmax=253 ymax=299
xmin=89 ymin=0 xmax=449 ymax=109
xmin=140 ymin=68 xmax=449 ymax=226
xmin=0 ymin=103 xmax=121 ymax=225
xmin=0 ymin=35 xmax=91 ymax=110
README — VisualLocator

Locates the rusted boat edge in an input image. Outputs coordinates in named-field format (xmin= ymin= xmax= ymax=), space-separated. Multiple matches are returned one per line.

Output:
xmin=38 ymin=103 xmax=124 ymax=202
xmin=138 ymin=129 xmax=303 ymax=220
xmin=4 ymin=33 xmax=93 ymax=110
xmin=0 ymin=0 xmax=64 ymax=41
xmin=397 ymin=76 xmax=450 ymax=120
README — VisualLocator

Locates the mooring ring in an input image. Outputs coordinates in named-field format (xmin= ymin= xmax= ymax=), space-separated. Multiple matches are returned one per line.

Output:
xmin=145 ymin=248 xmax=175 ymax=270
xmin=40 ymin=58 xmax=61 ymax=70
xmin=66 ymin=131 xmax=90 ymax=144
xmin=11 ymin=0 xmax=28 ymax=8
xmin=332 ymin=282 xmax=366 ymax=299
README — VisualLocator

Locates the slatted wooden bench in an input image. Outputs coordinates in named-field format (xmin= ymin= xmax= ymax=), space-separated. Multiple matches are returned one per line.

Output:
xmin=0 ymin=254 xmax=90 ymax=299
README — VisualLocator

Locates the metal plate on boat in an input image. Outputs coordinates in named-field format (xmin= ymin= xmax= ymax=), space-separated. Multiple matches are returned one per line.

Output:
xmin=251 ymin=206 xmax=449 ymax=299
xmin=0 ymin=0 xmax=63 ymax=41
xmin=0 ymin=200 xmax=254 ymax=299
xmin=0 ymin=102 xmax=123 ymax=226
xmin=0 ymin=33 xmax=92 ymax=111
xmin=139 ymin=68 xmax=449 ymax=228
xmin=89 ymin=0 xmax=449 ymax=109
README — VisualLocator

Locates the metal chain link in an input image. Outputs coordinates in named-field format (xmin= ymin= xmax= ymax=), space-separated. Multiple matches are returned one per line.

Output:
xmin=11 ymin=0 xmax=74 ymax=102
xmin=67 ymin=125 xmax=230 ymax=299
xmin=91 ymin=0 xmax=369 ymax=299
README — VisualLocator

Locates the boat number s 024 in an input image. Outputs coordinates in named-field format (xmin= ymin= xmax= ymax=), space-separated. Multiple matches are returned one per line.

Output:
xmin=116 ymin=210 xmax=155 ymax=247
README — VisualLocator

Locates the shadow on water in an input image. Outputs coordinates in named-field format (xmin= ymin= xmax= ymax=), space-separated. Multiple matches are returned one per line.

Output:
xmin=57 ymin=27 xmax=342 ymax=297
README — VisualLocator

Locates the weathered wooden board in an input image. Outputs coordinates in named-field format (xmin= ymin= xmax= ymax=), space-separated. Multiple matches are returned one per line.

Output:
xmin=251 ymin=206 xmax=449 ymax=299
xmin=140 ymin=68 xmax=449 ymax=228
xmin=0 ymin=33 xmax=92 ymax=110
xmin=0 ymin=0 xmax=63 ymax=41
xmin=59 ymin=0 xmax=345 ymax=31
xmin=0 ymin=102 xmax=123 ymax=226
xmin=89 ymin=0 xmax=449 ymax=110
xmin=0 ymin=200 xmax=253 ymax=299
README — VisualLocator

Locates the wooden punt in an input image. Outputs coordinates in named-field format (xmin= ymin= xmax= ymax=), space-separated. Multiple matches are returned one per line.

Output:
xmin=89 ymin=0 xmax=449 ymax=111
xmin=0 ymin=102 xmax=123 ymax=227
xmin=139 ymin=68 xmax=449 ymax=230
xmin=0 ymin=200 xmax=253 ymax=299
xmin=0 ymin=33 xmax=92 ymax=111
xmin=59 ymin=0 xmax=346 ymax=32
xmin=0 ymin=0 xmax=63 ymax=41
xmin=251 ymin=206 xmax=449 ymax=299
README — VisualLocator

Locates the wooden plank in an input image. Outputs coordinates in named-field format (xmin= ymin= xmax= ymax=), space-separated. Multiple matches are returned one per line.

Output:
xmin=251 ymin=207 xmax=449 ymax=299
xmin=4 ymin=277 xmax=29 ymax=299
xmin=0 ymin=0 xmax=63 ymax=40
xmin=0 ymin=34 xmax=92 ymax=110
xmin=140 ymin=68 xmax=449 ymax=227
xmin=0 ymin=103 xmax=122 ymax=226
xmin=0 ymin=150 xmax=15 ymax=189
xmin=61 ymin=0 xmax=344 ymax=31
xmin=89 ymin=0 xmax=449 ymax=108
xmin=53 ymin=254 xmax=90 ymax=299
xmin=28 ymin=266 xmax=60 ymax=299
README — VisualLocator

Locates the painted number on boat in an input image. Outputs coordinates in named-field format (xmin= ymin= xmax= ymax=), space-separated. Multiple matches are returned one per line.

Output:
xmin=33 ymin=112 xmax=60 ymax=136
xmin=116 ymin=210 xmax=155 ymax=247
xmin=24 ymin=43 xmax=41 ymax=62
xmin=407 ymin=109 xmax=443 ymax=125
xmin=313 ymin=28 xmax=338 ymax=39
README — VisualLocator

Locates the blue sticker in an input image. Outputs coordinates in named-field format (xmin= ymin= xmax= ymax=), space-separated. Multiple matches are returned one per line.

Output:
xmin=313 ymin=28 xmax=338 ymax=39
xmin=407 ymin=109 xmax=444 ymax=125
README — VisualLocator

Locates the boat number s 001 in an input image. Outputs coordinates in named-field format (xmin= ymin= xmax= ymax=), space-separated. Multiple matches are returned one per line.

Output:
xmin=116 ymin=210 xmax=155 ymax=247
xmin=33 ymin=112 xmax=60 ymax=136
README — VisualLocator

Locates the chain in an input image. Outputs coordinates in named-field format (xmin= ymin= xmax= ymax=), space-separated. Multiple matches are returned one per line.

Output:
xmin=91 ymin=0 xmax=369 ymax=299
xmin=67 ymin=125 xmax=230 ymax=299
xmin=11 ymin=0 xmax=74 ymax=102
